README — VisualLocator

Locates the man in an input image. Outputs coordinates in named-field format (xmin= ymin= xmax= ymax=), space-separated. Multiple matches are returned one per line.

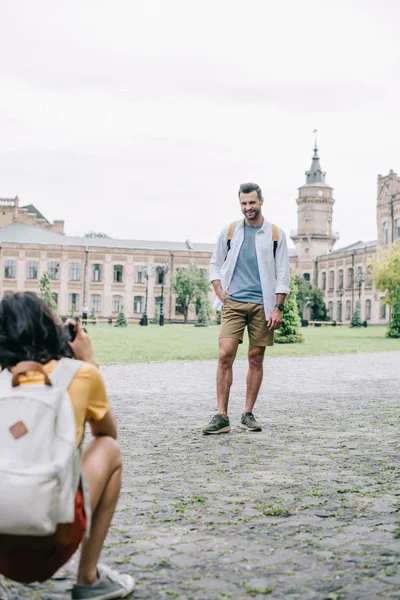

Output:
xmin=81 ymin=303 xmax=89 ymax=326
xmin=203 ymin=182 xmax=290 ymax=434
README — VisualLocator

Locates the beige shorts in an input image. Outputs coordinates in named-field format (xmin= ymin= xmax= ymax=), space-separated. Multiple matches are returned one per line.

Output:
xmin=219 ymin=298 xmax=274 ymax=347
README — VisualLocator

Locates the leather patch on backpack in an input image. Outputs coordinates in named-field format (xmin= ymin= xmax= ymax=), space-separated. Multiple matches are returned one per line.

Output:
xmin=9 ymin=421 xmax=28 ymax=440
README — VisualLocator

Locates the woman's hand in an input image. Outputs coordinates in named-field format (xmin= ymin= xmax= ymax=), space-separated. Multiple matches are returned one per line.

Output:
xmin=68 ymin=320 xmax=98 ymax=367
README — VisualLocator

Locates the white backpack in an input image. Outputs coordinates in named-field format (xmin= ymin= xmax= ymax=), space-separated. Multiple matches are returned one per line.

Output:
xmin=0 ymin=357 xmax=91 ymax=545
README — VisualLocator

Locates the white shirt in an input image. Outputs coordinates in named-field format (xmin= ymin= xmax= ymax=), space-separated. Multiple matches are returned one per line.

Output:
xmin=209 ymin=219 xmax=290 ymax=320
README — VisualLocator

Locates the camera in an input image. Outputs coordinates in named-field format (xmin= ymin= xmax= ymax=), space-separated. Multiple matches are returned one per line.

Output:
xmin=63 ymin=322 xmax=77 ymax=342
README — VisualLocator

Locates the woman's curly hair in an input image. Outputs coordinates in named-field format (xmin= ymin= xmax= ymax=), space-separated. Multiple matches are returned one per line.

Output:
xmin=0 ymin=292 xmax=73 ymax=368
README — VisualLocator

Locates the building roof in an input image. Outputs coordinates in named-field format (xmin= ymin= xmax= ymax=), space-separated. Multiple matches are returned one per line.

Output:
xmin=327 ymin=239 xmax=377 ymax=256
xmin=0 ymin=223 xmax=216 ymax=253
xmin=20 ymin=204 xmax=50 ymax=224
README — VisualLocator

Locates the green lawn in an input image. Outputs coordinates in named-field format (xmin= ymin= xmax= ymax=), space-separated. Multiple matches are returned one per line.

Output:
xmin=87 ymin=323 xmax=400 ymax=364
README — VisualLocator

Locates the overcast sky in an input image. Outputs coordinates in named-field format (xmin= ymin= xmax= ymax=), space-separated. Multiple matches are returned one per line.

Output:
xmin=1 ymin=0 xmax=399 ymax=248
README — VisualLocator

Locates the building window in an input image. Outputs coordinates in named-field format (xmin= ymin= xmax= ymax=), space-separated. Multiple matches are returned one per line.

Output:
xmin=175 ymin=299 xmax=184 ymax=315
xmin=155 ymin=266 xmax=166 ymax=285
xmin=113 ymin=265 xmax=123 ymax=283
xmin=380 ymin=298 xmax=387 ymax=319
xmin=68 ymin=293 xmax=80 ymax=312
xmin=134 ymin=265 xmax=145 ymax=284
xmin=383 ymin=221 xmax=389 ymax=244
xmin=70 ymin=262 xmax=81 ymax=281
xmin=112 ymin=294 xmax=123 ymax=313
xmin=321 ymin=272 xmax=326 ymax=290
xmin=337 ymin=301 xmax=342 ymax=321
xmin=346 ymin=300 xmax=351 ymax=320
xmin=328 ymin=301 xmax=333 ymax=318
xmin=303 ymin=273 xmax=310 ymax=282
xmin=52 ymin=292 xmax=58 ymax=308
xmin=92 ymin=264 xmax=102 ymax=282
xmin=366 ymin=265 xmax=372 ymax=286
xmin=365 ymin=299 xmax=372 ymax=320
xmin=347 ymin=268 xmax=354 ymax=288
xmin=134 ymin=295 xmax=144 ymax=314
xmin=338 ymin=269 xmax=344 ymax=290
xmin=48 ymin=261 xmax=59 ymax=281
xmin=91 ymin=294 xmax=102 ymax=313
xmin=329 ymin=270 xmax=335 ymax=291
xmin=26 ymin=260 xmax=38 ymax=280
xmin=396 ymin=218 xmax=400 ymax=239
xmin=4 ymin=260 xmax=17 ymax=280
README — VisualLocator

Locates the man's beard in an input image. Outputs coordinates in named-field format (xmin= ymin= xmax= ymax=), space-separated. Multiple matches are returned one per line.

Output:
xmin=243 ymin=208 xmax=261 ymax=220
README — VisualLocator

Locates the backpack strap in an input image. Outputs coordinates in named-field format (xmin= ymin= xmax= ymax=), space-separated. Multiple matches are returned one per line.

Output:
xmin=226 ymin=221 xmax=237 ymax=252
xmin=50 ymin=358 xmax=83 ymax=391
xmin=272 ymin=223 xmax=278 ymax=259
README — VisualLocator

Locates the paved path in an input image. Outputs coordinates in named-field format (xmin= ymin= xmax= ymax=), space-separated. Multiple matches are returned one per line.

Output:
xmin=3 ymin=351 xmax=400 ymax=600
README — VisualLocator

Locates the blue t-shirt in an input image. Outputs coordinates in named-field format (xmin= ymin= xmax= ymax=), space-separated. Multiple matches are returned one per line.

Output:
xmin=228 ymin=224 xmax=263 ymax=304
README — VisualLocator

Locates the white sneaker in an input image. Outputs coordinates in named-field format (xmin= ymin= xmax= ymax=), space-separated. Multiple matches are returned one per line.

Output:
xmin=71 ymin=563 xmax=135 ymax=599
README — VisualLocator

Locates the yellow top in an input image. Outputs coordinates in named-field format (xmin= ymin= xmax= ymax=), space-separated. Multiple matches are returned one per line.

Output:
xmin=15 ymin=360 xmax=110 ymax=447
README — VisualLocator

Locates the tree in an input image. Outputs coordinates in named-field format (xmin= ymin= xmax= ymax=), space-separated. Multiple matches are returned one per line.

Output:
xmin=90 ymin=307 xmax=97 ymax=324
xmin=370 ymin=242 xmax=400 ymax=337
xmin=370 ymin=241 xmax=400 ymax=306
xmin=309 ymin=287 xmax=328 ymax=321
xmin=350 ymin=299 xmax=362 ymax=328
xmin=172 ymin=261 xmax=210 ymax=323
xmin=115 ymin=308 xmax=128 ymax=327
xmin=84 ymin=231 xmax=110 ymax=239
xmin=275 ymin=276 xmax=305 ymax=344
xmin=293 ymin=275 xmax=312 ymax=317
xmin=386 ymin=285 xmax=400 ymax=338
xmin=39 ymin=272 xmax=57 ymax=312
xmin=195 ymin=298 xmax=211 ymax=327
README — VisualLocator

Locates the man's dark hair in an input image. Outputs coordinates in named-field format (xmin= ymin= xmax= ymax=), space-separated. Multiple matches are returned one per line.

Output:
xmin=238 ymin=183 xmax=262 ymax=199
xmin=0 ymin=292 xmax=73 ymax=368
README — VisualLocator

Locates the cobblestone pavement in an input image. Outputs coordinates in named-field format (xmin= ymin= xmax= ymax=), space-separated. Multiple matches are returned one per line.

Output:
xmin=3 ymin=351 xmax=400 ymax=600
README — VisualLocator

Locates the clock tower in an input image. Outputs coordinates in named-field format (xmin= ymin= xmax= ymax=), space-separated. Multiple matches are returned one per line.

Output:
xmin=291 ymin=143 xmax=339 ymax=284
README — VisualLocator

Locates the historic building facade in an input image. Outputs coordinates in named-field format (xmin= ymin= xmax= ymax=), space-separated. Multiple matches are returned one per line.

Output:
xmin=0 ymin=147 xmax=398 ymax=324
xmin=290 ymin=147 xmax=400 ymax=324
xmin=0 ymin=221 xmax=214 ymax=323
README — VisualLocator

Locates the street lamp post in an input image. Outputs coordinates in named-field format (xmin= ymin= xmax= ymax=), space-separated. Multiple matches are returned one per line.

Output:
xmin=337 ymin=287 xmax=344 ymax=322
xmin=159 ymin=264 xmax=169 ymax=326
xmin=141 ymin=266 xmax=153 ymax=326
xmin=357 ymin=270 xmax=365 ymax=302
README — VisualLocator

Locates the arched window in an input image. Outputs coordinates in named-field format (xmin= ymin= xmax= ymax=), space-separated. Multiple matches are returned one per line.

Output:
xmin=329 ymin=270 xmax=335 ymax=291
xmin=366 ymin=265 xmax=372 ymax=286
xmin=26 ymin=260 xmax=38 ymax=280
xmin=4 ymin=259 xmax=16 ymax=279
xmin=91 ymin=294 xmax=102 ymax=313
xmin=70 ymin=262 xmax=81 ymax=281
xmin=346 ymin=300 xmax=351 ymax=320
xmin=68 ymin=293 xmax=80 ymax=312
xmin=337 ymin=301 xmax=342 ymax=321
xmin=365 ymin=299 xmax=372 ymax=320
xmin=321 ymin=272 xmax=327 ymax=290
xmin=338 ymin=269 xmax=344 ymax=290
xmin=347 ymin=268 xmax=354 ymax=288
xmin=134 ymin=296 xmax=144 ymax=314
xmin=380 ymin=298 xmax=387 ymax=319
xmin=92 ymin=264 xmax=102 ymax=282
xmin=383 ymin=221 xmax=389 ymax=244
xmin=48 ymin=261 xmax=59 ymax=281
xmin=112 ymin=295 xmax=123 ymax=313
xmin=113 ymin=265 xmax=123 ymax=283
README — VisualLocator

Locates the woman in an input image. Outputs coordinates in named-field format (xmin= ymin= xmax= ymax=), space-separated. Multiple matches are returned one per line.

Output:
xmin=0 ymin=292 xmax=134 ymax=599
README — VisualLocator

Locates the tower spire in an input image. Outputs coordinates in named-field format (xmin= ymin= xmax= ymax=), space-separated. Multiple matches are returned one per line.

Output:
xmin=305 ymin=131 xmax=326 ymax=184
